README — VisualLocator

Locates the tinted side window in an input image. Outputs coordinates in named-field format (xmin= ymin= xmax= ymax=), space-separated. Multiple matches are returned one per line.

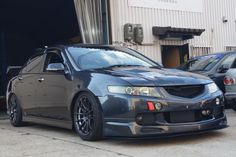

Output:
xmin=221 ymin=55 xmax=236 ymax=68
xmin=231 ymin=59 xmax=236 ymax=68
xmin=22 ymin=55 xmax=44 ymax=74
xmin=21 ymin=65 xmax=28 ymax=74
xmin=44 ymin=52 xmax=63 ymax=72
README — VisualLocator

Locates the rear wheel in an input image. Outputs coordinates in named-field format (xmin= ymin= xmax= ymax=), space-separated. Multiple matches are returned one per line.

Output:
xmin=8 ymin=94 xmax=23 ymax=126
xmin=73 ymin=93 xmax=103 ymax=141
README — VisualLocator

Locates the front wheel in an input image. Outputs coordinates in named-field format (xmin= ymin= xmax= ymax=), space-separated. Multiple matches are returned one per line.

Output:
xmin=73 ymin=93 xmax=103 ymax=141
xmin=8 ymin=94 xmax=23 ymax=126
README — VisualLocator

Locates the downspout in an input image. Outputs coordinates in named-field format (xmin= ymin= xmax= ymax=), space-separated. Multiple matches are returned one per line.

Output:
xmin=101 ymin=0 xmax=110 ymax=44
xmin=106 ymin=0 xmax=112 ymax=45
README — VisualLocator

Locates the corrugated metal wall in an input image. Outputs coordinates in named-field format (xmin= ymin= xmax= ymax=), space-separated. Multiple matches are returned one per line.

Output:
xmin=109 ymin=0 xmax=236 ymax=63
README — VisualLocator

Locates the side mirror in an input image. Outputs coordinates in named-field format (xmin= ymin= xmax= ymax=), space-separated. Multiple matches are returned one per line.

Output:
xmin=46 ymin=63 xmax=65 ymax=72
xmin=218 ymin=64 xmax=230 ymax=73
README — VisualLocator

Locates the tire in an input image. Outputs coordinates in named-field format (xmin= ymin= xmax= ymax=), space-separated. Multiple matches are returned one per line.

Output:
xmin=8 ymin=94 xmax=23 ymax=127
xmin=73 ymin=93 xmax=103 ymax=141
xmin=231 ymin=104 xmax=236 ymax=112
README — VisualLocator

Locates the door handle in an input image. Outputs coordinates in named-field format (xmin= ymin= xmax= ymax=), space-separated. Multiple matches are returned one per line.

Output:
xmin=38 ymin=77 xmax=45 ymax=82
xmin=18 ymin=76 xmax=23 ymax=81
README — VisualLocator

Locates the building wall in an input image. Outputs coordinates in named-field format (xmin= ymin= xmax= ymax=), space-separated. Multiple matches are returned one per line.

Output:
xmin=109 ymin=0 xmax=236 ymax=63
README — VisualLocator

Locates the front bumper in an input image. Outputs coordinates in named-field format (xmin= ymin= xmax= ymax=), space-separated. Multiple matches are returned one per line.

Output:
xmin=225 ymin=92 xmax=236 ymax=102
xmin=224 ymin=92 xmax=236 ymax=109
xmin=99 ymin=91 xmax=227 ymax=137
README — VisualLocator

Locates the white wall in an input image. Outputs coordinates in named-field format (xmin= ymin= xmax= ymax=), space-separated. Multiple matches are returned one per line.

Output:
xmin=109 ymin=0 xmax=236 ymax=63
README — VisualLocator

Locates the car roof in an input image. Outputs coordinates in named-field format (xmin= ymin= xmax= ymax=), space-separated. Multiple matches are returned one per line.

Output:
xmin=55 ymin=44 xmax=120 ymax=50
xmin=33 ymin=44 xmax=126 ymax=57
xmin=191 ymin=51 xmax=236 ymax=60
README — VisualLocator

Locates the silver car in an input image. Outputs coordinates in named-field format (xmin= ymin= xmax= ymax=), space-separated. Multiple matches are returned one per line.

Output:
xmin=224 ymin=69 xmax=236 ymax=111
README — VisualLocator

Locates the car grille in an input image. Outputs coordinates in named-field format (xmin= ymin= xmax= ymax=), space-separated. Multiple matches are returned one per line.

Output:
xmin=163 ymin=85 xmax=205 ymax=98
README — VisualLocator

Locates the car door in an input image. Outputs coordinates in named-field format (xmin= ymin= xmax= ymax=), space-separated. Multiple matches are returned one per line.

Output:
xmin=15 ymin=54 xmax=44 ymax=116
xmin=36 ymin=50 xmax=71 ymax=121
xmin=211 ymin=54 xmax=236 ymax=93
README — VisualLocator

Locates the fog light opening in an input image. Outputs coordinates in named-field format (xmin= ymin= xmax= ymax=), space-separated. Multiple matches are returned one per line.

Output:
xmin=207 ymin=110 xmax=211 ymax=115
xmin=136 ymin=115 xmax=143 ymax=122
xmin=202 ymin=110 xmax=211 ymax=116
xmin=216 ymin=98 xmax=220 ymax=105
xmin=155 ymin=103 xmax=162 ymax=111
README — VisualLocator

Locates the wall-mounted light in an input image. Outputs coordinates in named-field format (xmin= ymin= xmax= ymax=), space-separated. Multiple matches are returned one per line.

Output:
xmin=222 ymin=16 xmax=228 ymax=23
xmin=124 ymin=23 xmax=144 ymax=44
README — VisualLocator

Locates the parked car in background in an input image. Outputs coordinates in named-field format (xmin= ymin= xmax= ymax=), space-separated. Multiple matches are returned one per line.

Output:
xmin=224 ymin=65 xmax=236 ymax=111
xmin=7 ymin=45 xmax=227 ymax=141
xmin=178 ymin=52 xmax=236 ymax=103
xmin=6 ymin=66 xmax=22 ymax=82
xmin=0 ymin=96 xmax=6 ymax=110
xmin=0 ymin=66 xmax=22 ymax=109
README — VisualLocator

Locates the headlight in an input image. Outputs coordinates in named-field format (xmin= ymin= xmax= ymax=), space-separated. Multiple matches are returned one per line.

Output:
xmin=107 ymin=86 xmax=162 ymax=97
xmin=206 ymin=83 xmax=219 ymax=94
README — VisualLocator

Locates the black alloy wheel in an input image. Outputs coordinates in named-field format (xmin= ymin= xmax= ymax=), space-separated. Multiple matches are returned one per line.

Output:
xmin=8 ymin=94 xmax=23 ymax=126
xmin=73 ymin=93 xmax=103 ymax=141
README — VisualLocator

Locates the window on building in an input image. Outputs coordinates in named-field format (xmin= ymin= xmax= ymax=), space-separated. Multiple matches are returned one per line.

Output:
xmin=226 ymin=46 xmax=236 ymax=51
xmin=190 ymin=46 xmax=212 ymax=57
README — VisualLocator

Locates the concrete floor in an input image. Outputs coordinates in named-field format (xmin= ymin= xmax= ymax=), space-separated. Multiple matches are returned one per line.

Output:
xmin=0 ymin=110 xmax=235 ymax=157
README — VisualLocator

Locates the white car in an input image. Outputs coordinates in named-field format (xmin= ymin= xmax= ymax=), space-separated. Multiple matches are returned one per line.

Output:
xmin=224 ymin=69 xmax=236 ymax=111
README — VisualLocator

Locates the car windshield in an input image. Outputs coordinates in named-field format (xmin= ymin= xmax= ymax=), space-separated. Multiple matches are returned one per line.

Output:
xmin=67 ymin=47 xmax=159 ymax=70
xmin=179 ymin=54 xmax=224 ymax=72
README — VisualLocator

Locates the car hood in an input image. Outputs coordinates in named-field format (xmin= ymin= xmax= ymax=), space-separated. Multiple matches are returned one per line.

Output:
xmin=95 ymin=67 xmax=213 ymax=86
xmin=189 ymin=70 xmax=207 ymax=75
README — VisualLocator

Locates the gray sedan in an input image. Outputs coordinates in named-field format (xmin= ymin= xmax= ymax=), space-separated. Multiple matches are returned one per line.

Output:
xmin=7 ymin=45 xmax=227 ymax=141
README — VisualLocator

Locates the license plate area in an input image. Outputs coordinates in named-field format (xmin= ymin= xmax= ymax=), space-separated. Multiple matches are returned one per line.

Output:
xmin=169 ymin=111 xmax=195 ymax=123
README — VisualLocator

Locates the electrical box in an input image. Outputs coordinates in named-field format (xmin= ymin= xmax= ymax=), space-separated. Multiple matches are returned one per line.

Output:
xmin=134 ymin=24 xmax=143 ymax=44
xmin=124 ymin=23 xmax=134 ymax=42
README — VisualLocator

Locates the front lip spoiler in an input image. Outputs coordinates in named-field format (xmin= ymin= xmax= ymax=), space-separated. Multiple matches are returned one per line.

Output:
xmin=105 ymin=125 xmax=228 ymax=140
xmin=104 ymin=116 xmax=228 ymax=137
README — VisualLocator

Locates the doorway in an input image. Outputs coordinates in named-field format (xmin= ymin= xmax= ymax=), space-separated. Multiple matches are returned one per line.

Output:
xmin=0 ymin=0 xmax=111 ymax=96
xmin=0 ymin=0 xmax=80 ymax=96
xmin=161 ymin=44 xmax=189 ymax=68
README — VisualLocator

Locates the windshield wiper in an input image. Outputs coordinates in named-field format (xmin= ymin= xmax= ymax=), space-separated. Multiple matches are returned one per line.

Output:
xmin=150 ymin=65 xmax=162 ymax=69
xmin=189 ymin=69 xmax=206 ymax=72
xmin=103 ymin=64 xmax=144 ymax=69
